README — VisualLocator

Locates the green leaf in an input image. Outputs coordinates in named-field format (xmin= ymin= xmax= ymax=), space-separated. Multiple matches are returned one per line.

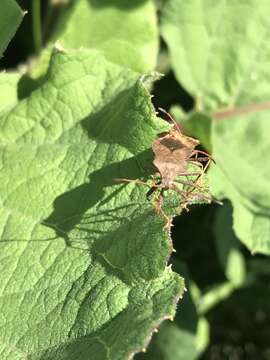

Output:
xmin=214 ymin=202 xmax=246 ymax=285
xmin=139 ymin=322 xmax=197 ymax=360
xmin=51 ymin=0 xmax=158 ymax=72
xmin=161 ymin=0 xmax=270 ymax=110
xmin=209 ymin=115 xmax=270 ymax=254
xmin=0 ymin=72 xmax=21 ymax=115
xmin=16 ymin=44 xmax=56 ymax=100
xmin=136 ymin=261 xmax=208 ymax=360
xmin=0 ymin=48 xmax=184 ymax=359
xmin=161 ymin=0 xmax=270 ymax=254
xmin=0 ymin=0 xmax=24 ymax=57
xmin=198 ymin=282 xmax=236 ymax=315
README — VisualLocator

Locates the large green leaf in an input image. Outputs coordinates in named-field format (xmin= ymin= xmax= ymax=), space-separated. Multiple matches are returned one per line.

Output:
xmin=136 ymin=262 xmax=202 ymax=360
xmin=51 ymin=0 xmax=158 ymax=72
xmin=210 ymin=116 xmax=270 ymax=254
xmin=0 ymin=48 xmax=184 ymax=359
xmin=161 ymin=0 xmax=270 ymax=254
xmin=214 ymin=202 xmax=246 ymax=285
xmin=0 ymin=0 xmax=24 ymax=57
xmin=161 ymin=0 xmax=270 ymax=110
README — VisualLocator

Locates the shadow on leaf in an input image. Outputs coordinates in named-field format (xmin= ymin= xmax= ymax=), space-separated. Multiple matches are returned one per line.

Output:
xmin=43 ymin=149 xmax=152 ymax=240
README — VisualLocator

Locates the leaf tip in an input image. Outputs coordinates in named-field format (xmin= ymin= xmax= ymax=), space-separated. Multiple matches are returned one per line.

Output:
xmin=166 ymin=264 xmax=173 ymax=272
xmin=251 ymin=248 xmax=257 ymax=255
xmin=139 ymin=72 xmax=163 ymax=89
xmin=53 ymin=42 xmax=66 ymax=53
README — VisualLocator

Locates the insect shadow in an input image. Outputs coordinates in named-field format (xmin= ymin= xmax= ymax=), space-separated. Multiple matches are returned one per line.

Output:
xmin=117 ymin=109 xmax=217 ymax=227
xmin=42 ymin=80 xmax=162 ymax=245
xmin=42 ymin=149 xmax=153 ymax=249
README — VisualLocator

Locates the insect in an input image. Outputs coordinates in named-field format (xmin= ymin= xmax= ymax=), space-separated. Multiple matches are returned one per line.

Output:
xmin=117 ymin=109 xmax=215 ymax=227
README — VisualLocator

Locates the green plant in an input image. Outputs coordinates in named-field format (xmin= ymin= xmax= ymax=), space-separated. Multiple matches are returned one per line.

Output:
xmin=1 ymin=1 xmax=270 ymax=359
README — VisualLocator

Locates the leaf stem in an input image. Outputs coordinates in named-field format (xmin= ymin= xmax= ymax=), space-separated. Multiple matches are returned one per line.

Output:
xmin=213 ymin=101 xmax=270 ymax=120
xmin=32 ymin=0 xmax=42 ymax=54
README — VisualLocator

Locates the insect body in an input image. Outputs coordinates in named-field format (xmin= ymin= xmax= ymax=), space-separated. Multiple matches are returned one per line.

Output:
xmin=116 ymin=109 xmax=215 ymax=227
xmin=152 ymin=128 xmax=200 ymax=188
xmin=145 ymin=109 xmax=214 ymax=222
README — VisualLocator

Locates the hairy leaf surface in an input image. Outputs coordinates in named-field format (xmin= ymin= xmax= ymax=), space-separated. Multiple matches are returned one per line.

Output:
xmin=136 ymin=261 xmax=207 ymax=360
xmin=0 ymin=49 xmax=183 ymax=360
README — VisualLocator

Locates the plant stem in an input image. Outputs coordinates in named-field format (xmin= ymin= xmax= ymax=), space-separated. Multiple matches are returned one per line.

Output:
xmin=32 ymin=0 xmax=42 ymax=54
xmin=213 ymin=101 xmax=270 ymax=121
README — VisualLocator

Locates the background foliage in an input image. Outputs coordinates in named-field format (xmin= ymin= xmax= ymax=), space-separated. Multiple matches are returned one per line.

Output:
xmin=1 ymin=1 xmax=270 ymax=359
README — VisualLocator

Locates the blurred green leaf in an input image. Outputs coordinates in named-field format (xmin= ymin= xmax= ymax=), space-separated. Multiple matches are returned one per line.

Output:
xmin=161 ymin=0 xmax=270 ymax=111
xmin=196 ymin=317 xmax=209 ymax=354
xmin=198 ymin=282 xmax=236 ymax=315
xmin=179 ymin=110 xmax=212 ymax=151
xmin=214 ymin=202 xmax=246 ymax=285
xmin=51 ymin=0 xmax=158 ymax=72
xmin=141 ymin=322 xmax=197 ymax=360
xmin=0 ymin=48 xmax=184 ymax=359
xmin=0 ymin=0 xmax=24 ymax=57
xmin=210 ymin=116 xmax=270 ymax=254
xmin=161 ymin=0 xmax=270 ymax=254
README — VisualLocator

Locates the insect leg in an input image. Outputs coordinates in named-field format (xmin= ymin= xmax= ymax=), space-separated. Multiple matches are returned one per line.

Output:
xmin=153 ymin=188 xmax=172 ymax=229
xmin=154 ymin=188 xmax=164 ymax=214
xmin=188 ymin=157 xmax=211 ymax=163
xmin=187 ymin=160 xmax=204 ymax=168
xmin=191 ymin=150 xmax=215 ymax=163
xmin=177 ymin=171 xmax=202 ymax=176
xmin=146 ymin=184 xmax=161 ymax=199
xmin=191 ymin=158 xmax=211 ymax=184
xmin=174 ymin=178 xmax=202 ymax=187
xmin=182 ymin=158 xmax=212 ymax=198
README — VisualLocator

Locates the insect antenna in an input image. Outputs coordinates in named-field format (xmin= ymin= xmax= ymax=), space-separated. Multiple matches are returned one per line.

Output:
xmin=158 ymin=107 xmax=182 ymax=133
